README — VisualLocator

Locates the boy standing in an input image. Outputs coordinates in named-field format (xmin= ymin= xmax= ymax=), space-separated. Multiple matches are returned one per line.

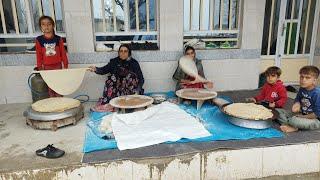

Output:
xmin=248 ymin=66 xmax=287 ymax=108
xmin=279 ymin=66 xmax=320 ymax=132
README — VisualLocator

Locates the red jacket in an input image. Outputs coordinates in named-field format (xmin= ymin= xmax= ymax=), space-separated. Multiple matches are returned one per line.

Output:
xmin=35 ymin=35 xmax=68 ymax=70
xmin=254 ymin=80 xmax=287 ymax=108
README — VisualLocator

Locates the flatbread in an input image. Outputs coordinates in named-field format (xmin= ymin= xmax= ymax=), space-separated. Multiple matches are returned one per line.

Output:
xmin=32 ymin=97 xmax=81 ymax=112
xmin=224 ymin=103 xmax=273 ymax=120
xmin=179 ymin=56 xmax=207 ymax=82
xmin=39 ymin=68 xmax=87 ymax=95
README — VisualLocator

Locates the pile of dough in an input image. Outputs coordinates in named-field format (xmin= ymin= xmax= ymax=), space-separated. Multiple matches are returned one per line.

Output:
xmin=32 ymin=97 xmax=81 ymax=112
xmin=224 ymin=103 xmax=273 ymax=120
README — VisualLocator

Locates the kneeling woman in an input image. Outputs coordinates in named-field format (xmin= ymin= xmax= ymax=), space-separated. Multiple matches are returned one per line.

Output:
xmin=173 ymin=46 xmax=213 ymax=90
xmin=89 ymin=44 xmax=144 ymax=105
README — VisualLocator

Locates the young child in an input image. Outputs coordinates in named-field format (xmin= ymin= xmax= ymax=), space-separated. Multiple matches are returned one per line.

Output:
xmin=248 ymin=66 xmax=287 ymax=108
xmin=35 ymin=16 xmax=68 ymax=97
xmin=279 ymin=66 xmax=320 ymax=133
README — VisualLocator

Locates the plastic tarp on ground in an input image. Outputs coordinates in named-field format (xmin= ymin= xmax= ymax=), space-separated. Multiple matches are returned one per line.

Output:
xmin=83 ymin=93 xmax=283 ymax=153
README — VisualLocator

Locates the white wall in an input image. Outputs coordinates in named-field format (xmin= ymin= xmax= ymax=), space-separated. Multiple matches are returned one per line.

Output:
xmin=63 ymin=0 xmax=95 ymax=53
xmin=241 ymin=0 xmax=266 ymax=50
xmin=0 ymin=59 xmax=259 ymax=104
xmin=0 ymin=0 xmax=266 ymax=104
xmin=314 ymin=15 xmax=320 ymax=68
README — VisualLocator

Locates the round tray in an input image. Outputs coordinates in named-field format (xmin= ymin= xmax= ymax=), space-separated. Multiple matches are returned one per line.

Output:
xmin=227 ymin=116 xmax=273 ymax=129
xmin=109 ymin=95 xmax=154 ymax=109
xmin=219 ymin=103 xmax=278 ymax=129
xmin=23 ymin=105 xmax=83 ymax=121
xmin=176 ymin=88 xmax=217 ymax=100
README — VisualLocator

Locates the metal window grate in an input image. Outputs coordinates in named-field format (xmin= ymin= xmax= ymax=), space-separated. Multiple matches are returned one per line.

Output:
xmin=183 ymin=0 xmax=241 ymax=49
xmin=92 ymin=0 xmax=158 ymax=50
xmin=0 ymin=0 xmax=66 ymax=52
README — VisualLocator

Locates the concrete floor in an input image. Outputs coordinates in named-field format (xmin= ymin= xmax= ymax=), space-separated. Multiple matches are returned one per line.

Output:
xmin=0 ymin=102 xmax=94 ymax=172
xmin=0 ymin=89 xmax=294 ymax=173
xmin=261 ymin=172 xmax=320 ymax=180
xmin=3 ymin=89 xmax=319 ymax=179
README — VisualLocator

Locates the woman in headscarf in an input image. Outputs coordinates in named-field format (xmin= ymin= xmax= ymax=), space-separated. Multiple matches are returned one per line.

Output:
xmin=173 ymin=46 xmax=213 ymax=90
xmin=89 ymin=44 xmax=144 ymax=109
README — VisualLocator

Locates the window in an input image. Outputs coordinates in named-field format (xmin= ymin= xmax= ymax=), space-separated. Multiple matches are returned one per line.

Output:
xmin=183 ymin=0 xmax=241 ymax=49
xmin=0 ymin=0 xmax=66 ymax=53
xmin=92 ymin=0 xmax=158 ymax=50
xmin=261 ymin=0 xmax=317 ymax=56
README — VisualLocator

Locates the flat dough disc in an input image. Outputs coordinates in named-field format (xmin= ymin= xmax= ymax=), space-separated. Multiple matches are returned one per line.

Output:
xmin=179 ymin=56 xmax=206 ymax=82
xmin=32 ymin=97 xmax=81 ymax=112
xmin=179 ymin=56 xmax=198 ymax=77
xmin=39 ymin=68 xmax=87 ymax=95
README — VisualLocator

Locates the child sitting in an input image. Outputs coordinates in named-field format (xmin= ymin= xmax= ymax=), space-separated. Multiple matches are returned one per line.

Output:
xmin=248 ymin=66 xmax=287 ymax=108
xmin=279 ymin=66 xmax=320 ymax=133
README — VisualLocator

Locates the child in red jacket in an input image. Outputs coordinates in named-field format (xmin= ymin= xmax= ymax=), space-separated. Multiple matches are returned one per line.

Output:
xmin=35 ymin=16 xmax=68 ymax=97
xmin=248 ymin=66 xmax=287 ymax=108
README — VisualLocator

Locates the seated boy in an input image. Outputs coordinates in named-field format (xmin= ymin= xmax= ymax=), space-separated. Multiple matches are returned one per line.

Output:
xmin=248 ymin=66 xmax=287 ymax=108
xmin=279 ymin=66 xmax=320 ymax=133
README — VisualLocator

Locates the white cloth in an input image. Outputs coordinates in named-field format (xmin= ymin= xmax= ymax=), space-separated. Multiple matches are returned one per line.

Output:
xmin=114 ymin=105 xmax=158 ymax=125
xmin=111 ymin=102 xmax=211 ymax=150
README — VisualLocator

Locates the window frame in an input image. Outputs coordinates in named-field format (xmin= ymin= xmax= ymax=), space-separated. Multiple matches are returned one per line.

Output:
xmin=0 ymin=0 xmax=66 ymax=52
xmin=183 ymin=0 xmax=243 ymax=50
xmin=91 ymin=0 xmax=159 ymax=49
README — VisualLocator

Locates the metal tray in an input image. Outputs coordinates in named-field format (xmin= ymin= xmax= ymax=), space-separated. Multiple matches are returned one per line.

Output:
xmin=219 ymin=103 xmax=278 ymax=129
xmin=23 ymin=105 xmax=83 ymax=121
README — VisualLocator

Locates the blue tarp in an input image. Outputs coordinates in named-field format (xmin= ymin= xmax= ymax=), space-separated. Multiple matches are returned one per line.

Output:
xmin=83 ymin=93 xmax=283 ymax=153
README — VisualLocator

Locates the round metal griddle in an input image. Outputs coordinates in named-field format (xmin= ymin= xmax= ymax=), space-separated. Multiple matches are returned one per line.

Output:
xmin=23 ymin=105 xmax=83 ymax=121
xmin=219 ymin=103 xmax=278 ymax=129
xmin=23 ymin=104 xmax=84 ymax=131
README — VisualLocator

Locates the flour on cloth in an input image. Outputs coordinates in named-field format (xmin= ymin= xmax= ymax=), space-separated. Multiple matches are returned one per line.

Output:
xmin=39 ymin=68 xmax=87 ymax=95
xmin=100 ymin=114 xmax=114 ymax=134
xmin=111 ymin=102 xmax=211 ymax=150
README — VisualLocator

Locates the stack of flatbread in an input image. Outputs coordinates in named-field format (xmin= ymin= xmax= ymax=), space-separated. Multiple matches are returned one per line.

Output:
xmin=224 ymin=103 xmax=273 ymax=120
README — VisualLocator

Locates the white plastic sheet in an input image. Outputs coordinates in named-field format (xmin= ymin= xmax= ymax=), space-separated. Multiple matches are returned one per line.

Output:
xmin=111 ymin=102 xmax=211 ymax=150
